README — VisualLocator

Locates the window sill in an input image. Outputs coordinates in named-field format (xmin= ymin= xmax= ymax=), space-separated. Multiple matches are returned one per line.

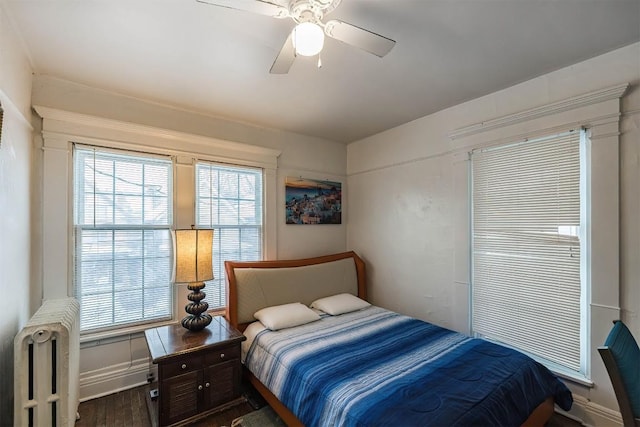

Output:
xmin=526 ymin=353 xmax=594 ymax=388
xmin=548 ymin=367 xmax=594 ymax=388
xmin=80 ymin=319 xmax=175 ymax=345
xmin=80 ymin=309 xmax=227 ymax=345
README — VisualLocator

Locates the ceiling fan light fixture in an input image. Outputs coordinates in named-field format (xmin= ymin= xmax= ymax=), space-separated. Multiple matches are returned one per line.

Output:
xmin=292 ymin=22 xmax=325 ymax=56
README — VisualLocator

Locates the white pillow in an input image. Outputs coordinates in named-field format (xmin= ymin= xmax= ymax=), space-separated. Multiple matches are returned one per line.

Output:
xmin=254 ymin=302 xmax=320 ymax=331
xmin=311 ymin=293 xmax=370 ymax=315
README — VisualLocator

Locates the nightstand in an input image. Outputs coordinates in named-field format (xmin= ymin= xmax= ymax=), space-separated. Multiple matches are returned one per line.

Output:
xmin=144 ymin=316 xmax=246 ymax=426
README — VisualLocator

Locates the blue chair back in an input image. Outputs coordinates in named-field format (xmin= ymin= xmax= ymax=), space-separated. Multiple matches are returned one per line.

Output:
xmin=598 ymin=320 xmax=640 ymax=427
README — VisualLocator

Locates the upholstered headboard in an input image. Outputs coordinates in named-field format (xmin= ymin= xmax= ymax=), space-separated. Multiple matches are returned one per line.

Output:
xmin=224 ymin=251 xmax=366 ymax=330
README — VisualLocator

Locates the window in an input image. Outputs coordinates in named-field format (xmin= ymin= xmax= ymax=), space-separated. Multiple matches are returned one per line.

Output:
xmin=74 ymin=146 xmax=173 ymax=332
xmin=471 ymin=130 xmax=586 ymax=375
xmin=196 ymin=162 xmax=263 ymax=308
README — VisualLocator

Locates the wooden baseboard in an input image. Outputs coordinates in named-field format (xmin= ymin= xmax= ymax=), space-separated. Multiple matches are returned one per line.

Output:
xmin=559 ymin=394 xmax=623 ymax=427
xmin=79 ymin=357 xmax=151 ymax=401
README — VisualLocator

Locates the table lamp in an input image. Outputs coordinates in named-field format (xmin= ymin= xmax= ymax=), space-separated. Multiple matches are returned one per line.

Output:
xmin=174 ymin=228 xmax=213 ymax=331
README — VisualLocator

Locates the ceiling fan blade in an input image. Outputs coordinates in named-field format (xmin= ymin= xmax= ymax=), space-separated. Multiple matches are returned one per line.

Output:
xmin=270 ymin=32 xmax=296 ymax=74
xmin=196 ymin=0 xmax=289 ymax=18
xmin=324 ymin=20 xmax=395 ymax=57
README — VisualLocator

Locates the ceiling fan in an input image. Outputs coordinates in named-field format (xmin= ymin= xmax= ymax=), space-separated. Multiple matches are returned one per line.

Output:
xmin=196 ymin=0 xmax=396 ymax=74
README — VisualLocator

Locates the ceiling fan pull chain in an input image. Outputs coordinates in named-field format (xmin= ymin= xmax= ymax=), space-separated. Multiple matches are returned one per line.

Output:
xmin=318 ymin=54 xmax=322 ymax=69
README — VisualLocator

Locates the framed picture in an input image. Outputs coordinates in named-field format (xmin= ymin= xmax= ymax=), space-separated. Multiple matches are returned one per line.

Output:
xmin=285 ymin=177 xmax=342 ymax=224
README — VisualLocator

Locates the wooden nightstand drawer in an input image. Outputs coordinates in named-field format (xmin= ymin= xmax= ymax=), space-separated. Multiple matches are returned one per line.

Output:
xmin=205 ymin=344 xmax=239 ymax=365
xmin=163 ymin=354 xmax=204 ymax=378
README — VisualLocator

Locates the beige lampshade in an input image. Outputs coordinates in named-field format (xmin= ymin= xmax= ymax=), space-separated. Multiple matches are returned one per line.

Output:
xmin=173 ymin=229 xmax=214 ymax=283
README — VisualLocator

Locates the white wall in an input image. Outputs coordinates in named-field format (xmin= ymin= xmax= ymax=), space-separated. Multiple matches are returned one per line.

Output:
xmin=347 ymin=42 xmax=640 ymax=425
xmin=0 ymin=4 xmax=34 ymax=423
xmin=31 ymin=75 xmax=349 ymax=400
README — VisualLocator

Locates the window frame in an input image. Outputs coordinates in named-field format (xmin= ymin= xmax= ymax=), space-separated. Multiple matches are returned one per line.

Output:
xmin=469 ymin=129 xmax=589 ymax=380
xmin=194 ymin=160 xmax=265 ymax=310
xmin=72 ymin=145 xmax=175 ymax=333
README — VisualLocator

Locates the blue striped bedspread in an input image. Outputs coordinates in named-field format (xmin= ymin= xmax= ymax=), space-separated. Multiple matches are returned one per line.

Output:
xmin=244 ymin=306 xmax=573 ymax=426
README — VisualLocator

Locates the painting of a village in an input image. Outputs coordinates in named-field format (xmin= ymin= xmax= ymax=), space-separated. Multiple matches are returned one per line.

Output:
xmin=285 ymin=177 xmax=342 ymax=224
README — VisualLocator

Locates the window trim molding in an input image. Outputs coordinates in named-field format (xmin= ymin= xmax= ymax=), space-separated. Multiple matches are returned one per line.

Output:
xmin=449 ymin=83 xmax=628 ymax=140
xmin=36 ymin=106 xmax=281 ymax=318
xmin=34 ymin=105 xmax=281 ymax=169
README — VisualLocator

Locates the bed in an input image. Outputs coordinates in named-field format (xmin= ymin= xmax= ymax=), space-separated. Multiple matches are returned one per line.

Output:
xmin=224 ymin=251 xmax=572 ymax=427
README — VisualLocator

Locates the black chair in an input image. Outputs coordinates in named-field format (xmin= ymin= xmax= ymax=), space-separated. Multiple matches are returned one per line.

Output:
xmin=598 ymin=320 xmax=640 ymax=427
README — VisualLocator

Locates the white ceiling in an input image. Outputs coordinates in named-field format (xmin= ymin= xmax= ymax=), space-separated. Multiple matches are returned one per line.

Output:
xmin=3 ymin=0 xmax=639 ymax=143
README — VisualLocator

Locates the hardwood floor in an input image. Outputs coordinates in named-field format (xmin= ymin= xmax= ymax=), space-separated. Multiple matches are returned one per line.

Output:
xmin=76 ymin=383 xmax=582 ymax=426
xmin=75 ymin=385 xmax=255 ymax=427
xmin=76 ymin=386 xmax=152 ymax=427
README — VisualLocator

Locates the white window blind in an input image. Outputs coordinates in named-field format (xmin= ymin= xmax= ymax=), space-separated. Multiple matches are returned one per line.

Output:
xmin=196 ymin=162 xmax=263 ymax=309
xmin=74 ymin=146 xmax=173 ymax=332
xmin=471 ymin=130 xmax=584 ymax=373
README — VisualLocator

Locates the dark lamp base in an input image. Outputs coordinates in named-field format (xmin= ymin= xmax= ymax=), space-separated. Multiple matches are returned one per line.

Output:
xmin=181 ymin=313 xmax=213 ymax=331
xmin=181 ymin=281 xmax=212 ymax=332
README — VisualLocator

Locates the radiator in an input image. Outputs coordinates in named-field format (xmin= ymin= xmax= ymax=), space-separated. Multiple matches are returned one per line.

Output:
xmin=14 ymin=298 xmax=80 ymax=427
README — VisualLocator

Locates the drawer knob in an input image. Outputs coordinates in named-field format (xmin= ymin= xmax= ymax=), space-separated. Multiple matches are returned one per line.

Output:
xmin=198 ymin=385 xmax=203 ymax=390
xmin=205 ymin=382 xmax=210 ymax=388
xmin=220 ymin=353 xmax=225 ymax=359
xmin=181 ymin=364 xmax=187 ymax=369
